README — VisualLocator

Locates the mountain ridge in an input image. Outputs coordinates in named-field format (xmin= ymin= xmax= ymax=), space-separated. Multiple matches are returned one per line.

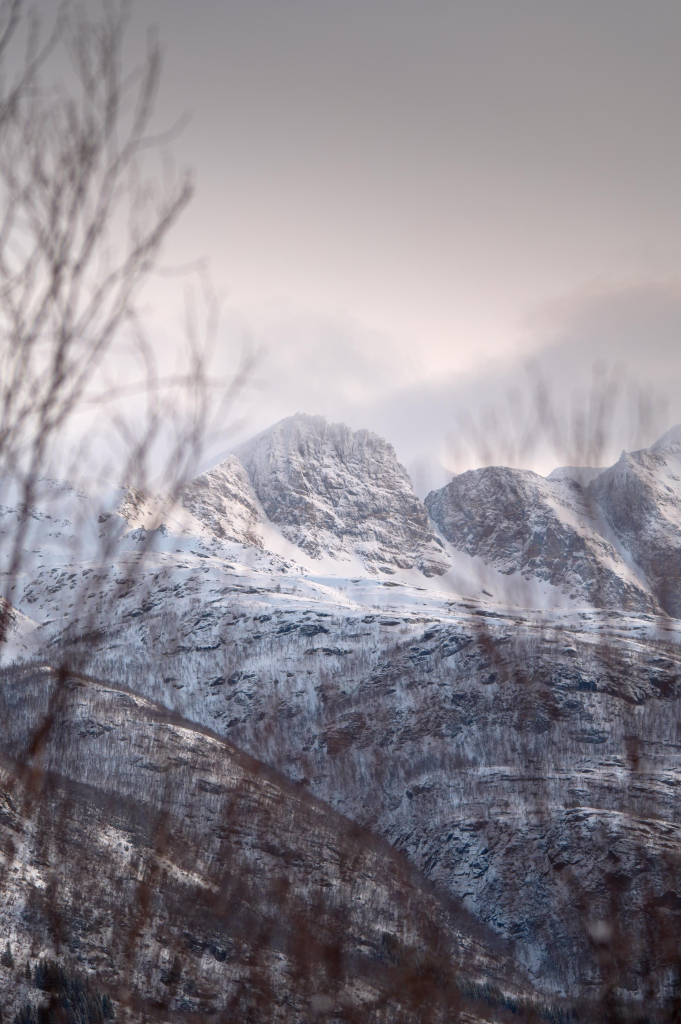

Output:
xmin=4 ymin=419 xmax=681 ymax=1012
xmin=426 ymin=424 xmax=681 ymax=614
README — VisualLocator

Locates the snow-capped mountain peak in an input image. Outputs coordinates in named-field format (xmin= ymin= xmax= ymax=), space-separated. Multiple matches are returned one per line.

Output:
xmin=649 ymin=422 xmax=681 ymax=454
xmin=232 ymin=413 xmax=450 ymax=576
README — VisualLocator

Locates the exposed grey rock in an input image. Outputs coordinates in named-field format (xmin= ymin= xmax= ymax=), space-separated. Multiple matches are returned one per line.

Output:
xmin=99 ymin=457 xmax=266 ymax=550
xmin=425 ymin=465 xmax=654 ymax=611
xmin=180 ymin=454 xmax=265 ymax=547
xmin=588 ymin=425 xmax=681 ymax=617
xmin=426 ymin=424 xmax=681 ymax=617
xmin=234 ymin=413 xmax=449 ymax=576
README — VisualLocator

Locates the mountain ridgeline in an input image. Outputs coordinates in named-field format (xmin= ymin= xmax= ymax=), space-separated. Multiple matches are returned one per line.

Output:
xmin=426 ymin=423 xmax=681 ymax=615
xmin=4 ymin=414 xmax=681 ymax=1020
xmin=127 ymin=412 xmax=681 ymax=611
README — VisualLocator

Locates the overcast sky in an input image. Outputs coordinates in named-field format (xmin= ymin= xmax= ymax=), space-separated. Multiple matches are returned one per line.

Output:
xmin=55 ymin=1 xmax=681 ymax=479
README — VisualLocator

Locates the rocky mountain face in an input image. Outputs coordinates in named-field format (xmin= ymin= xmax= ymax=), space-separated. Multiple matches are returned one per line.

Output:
xmin=426 ymin=428 xmax=681 ymax=615
xmin=179 ymin=454 xmax=265 ymax=548
xmin=425 ymin=466 xmax=654 ymax=612
xmin=589 ymin=426 xmax=681 ymax=617
xmin=94 ymin=414 xmax=450 ymax=578
xmin=107 ymin=454 xmax=266 ymax=550
xmin=51 ymin=560 xmax=681 ymax=1004
xmin=233 ymin=414 xmax=450 ymax=576
xmin=4 ymin=419 xmax=681 ymax=1018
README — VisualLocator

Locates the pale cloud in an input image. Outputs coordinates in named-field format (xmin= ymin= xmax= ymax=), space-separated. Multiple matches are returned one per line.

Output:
xmin=214 ymin=281 xmax=681 ymax=489
xmin=51 ymin=2 xmax=681 ymax=489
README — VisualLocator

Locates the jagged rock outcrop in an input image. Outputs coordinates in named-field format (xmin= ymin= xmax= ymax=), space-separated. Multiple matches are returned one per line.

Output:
xmin=425 ymin=424 xmax=681 ymax=617
xmin=425 ymin=465 xmax=654 ymax=611
xmin=234 ymin=414 xmax=449 ymax=576
xmin=588 ymin=425 xmax=681 ymax=617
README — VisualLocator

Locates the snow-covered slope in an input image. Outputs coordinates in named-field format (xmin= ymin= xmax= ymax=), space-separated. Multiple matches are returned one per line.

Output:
xmin=547 ymin=465 xmax=606 ymax=486
xmin=25 ymin=539 xmax=681 ymax=1000
xmin=179 ymin=454 xmax=265 ymax=546
xmin=6 ymin=420 xmax=681 ymax=1011
xmin=105 ymin=455 xmax=266 ymax=550
xmin=424 ymin=424 xmax=681 ymax=618
xmin=0 ymin=477 xmax=105 ymax=571
xmin=234 ymin=414 xmax=450 ymax=576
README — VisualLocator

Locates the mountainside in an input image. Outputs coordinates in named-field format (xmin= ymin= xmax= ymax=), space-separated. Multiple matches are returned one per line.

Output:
xmin=104 ymin=454 xmax=267 ymax=551
xmin=4 ymin=418 xmax=681 ymax=1017
xmin=425 ymin=466 xmax=654 ymax=612
xmin=425 ymin=427 xmax=681 ymax=615
xmin=43 ymin=551 xmax=681 ymax=1002
xmin=589 ymin=425 xmax=681 ymax=617
xmin=0 ymin=667 xmax=535 ymax=1023
xmin=179 ymin=454 xmax=266 ymax=547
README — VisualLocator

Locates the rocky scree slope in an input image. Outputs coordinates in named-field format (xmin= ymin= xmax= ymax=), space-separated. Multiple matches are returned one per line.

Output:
xmin=0 ymin=666 xmax=537 ymax=1023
